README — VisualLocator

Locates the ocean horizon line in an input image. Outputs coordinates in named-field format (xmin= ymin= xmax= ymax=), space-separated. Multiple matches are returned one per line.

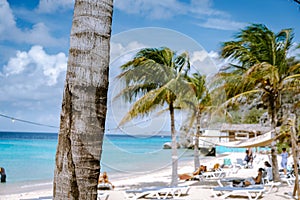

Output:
xmin=0 ymin=131 xmax=172 ymax=137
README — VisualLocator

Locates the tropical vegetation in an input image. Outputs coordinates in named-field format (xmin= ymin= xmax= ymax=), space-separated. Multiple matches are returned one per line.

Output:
xmin=183 ymin=73 xmax=211 ymax=169
xmin=116 ymin=47 xmax=191 ymax=186
xmin=213 ymin=24 xmax=300 ymax=181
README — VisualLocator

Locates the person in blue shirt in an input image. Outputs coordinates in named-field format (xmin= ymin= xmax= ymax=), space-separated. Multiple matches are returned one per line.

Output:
xmin=280 ymin=148 xmax=289 ymax=175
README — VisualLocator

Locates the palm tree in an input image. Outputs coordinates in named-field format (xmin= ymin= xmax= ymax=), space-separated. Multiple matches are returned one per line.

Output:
xmin=184 ymin=73 xmax=211 ymax=170
xmin=53 ymin=0 xmax=113 ymax=199
xmin=117 ymin=47 xmax=190 ymax=186
xmin=216 ymin=24 xmax=300 ymax=181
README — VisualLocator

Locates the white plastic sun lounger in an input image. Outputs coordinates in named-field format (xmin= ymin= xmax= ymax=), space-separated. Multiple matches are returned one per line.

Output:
xmin=124 ymin=186 xmax=190 ymax=200
xmin=194 ymin=169 xmax=227 ymax=181
xmin=97 ymin=192 xmax=109 ymax=200
xmin=212 ymin=185 xmax=265 ymax=200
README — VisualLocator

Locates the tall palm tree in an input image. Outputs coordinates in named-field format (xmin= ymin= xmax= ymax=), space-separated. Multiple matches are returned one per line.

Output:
xmin=117 ymin=47 xmax=190 ymax=186
xmin=216 ymin=24 xmax=300 ymax=181
xmin=184 ymin=73 xmax=211 ymax=170
xmin=53 ymin=0 xmax=113 ymax=199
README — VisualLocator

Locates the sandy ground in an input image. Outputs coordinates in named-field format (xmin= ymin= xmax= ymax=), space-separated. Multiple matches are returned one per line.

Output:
xmin=0 ymin=152 xmax=298 ymax=200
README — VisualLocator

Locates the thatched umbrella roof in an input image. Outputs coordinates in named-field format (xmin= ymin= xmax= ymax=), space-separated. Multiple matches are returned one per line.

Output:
xmin=220 ymin=123 xmax=271 ymax=133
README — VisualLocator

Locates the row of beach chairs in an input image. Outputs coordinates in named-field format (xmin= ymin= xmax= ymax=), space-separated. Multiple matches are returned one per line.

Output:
xmin=124 ymin=186 xmax=190 ymax=200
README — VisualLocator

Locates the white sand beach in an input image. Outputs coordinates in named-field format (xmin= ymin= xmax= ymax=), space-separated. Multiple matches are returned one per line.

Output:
xmin=0 ymin=152 xmax=297 ymax=200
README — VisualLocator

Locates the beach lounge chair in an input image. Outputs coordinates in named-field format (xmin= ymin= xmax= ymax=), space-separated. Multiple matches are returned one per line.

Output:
xmin=212 ymin=185 xmax=265 ymax=200
xmin=281 ymin=175 xmax=298 ymax=186
xmin=263 ymin=181 xmax=281 ymax=194
xmin=124 ymin=186 xmax=190 ymax=200
xmin=98 ymin=182 xmax=114 ymax=190
xmin=235 ymin=158 xmax=247 ymax=168
xmin=261 ymin=170 xmax=281 ymax=193
xmin=201 ymin=169 xmax=227 ymax=180
xmin=97 ymin=192 xmax=109 ymax=200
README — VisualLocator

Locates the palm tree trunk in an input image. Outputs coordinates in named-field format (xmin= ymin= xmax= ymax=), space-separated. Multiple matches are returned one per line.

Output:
xmin=270 ymin=97 xmax=280 ymax=182
xmin=53 ymin=0 xmax=113 ymax=199
xmin=193 ymin=111 xmax=201 ymax=170
xmin=289 ymin=114 xmax=300 ymax=198
xmin=170 ymin=102 xmax=178 ymax=186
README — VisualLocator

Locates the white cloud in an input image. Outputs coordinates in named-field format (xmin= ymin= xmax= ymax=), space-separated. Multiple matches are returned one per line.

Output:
xmin=0 ymin=0 xmax=21 ymax=40
xmin=111 ymin=41 xmax=147 ymax=61
xmin=189 ymin=50 xmax=219 ymax=75
xmin=36 ymin=0 xmax=74 ymax=13
xmin=207 ymin=50 xmax=231 ymax=70
xmin=190 ymin=50 xmax=209 ymax=63
xmin=3 ymin=45 xmax=67 ymax=86
xmin=114 ymin=0 xmax=243 ymax=30
xmin=198 ymin=18 xmax=247 ymax=31
xmin=288 ymin=42 xmax=300 ymax=58
xmin=114 ymin=0 xmax=225 ymax=19
xmin=0 ymin=0 xmax=67 ymax=47
xmin=114 ymin=0 xmax=184 ymax=19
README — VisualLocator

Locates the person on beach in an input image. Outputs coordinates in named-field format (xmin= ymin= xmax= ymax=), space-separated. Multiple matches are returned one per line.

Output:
xmin=237 ymin=168 xmax=263 ymax=187
xmin=179 ymin=165 xmax=207 ymax=180
xmin=264 ymin=161 xmax=273 ymax=182
xmin=98 ymin=172 xmax=114 ymax=190
xmin=0 ymin=167 xmax=6 ymax=183
xmin=280 ymin=147 xmax=289 ymax=175
xmin=212 ymin=163 xmax=220 ymax=171
xmin=244 ymin=149 xmax=253 ymax=167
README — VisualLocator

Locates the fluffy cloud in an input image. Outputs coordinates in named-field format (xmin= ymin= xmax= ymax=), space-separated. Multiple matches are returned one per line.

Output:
xmin=0 ymin=0 xmax=21 ymax=40
xmin=3 ymin=45 xmax=67 ymax=86
xmin=0 ymin=0 xmax=67 ymax=47
xmin=0 ymin=45 xmax=68 ymax=131
xmin=114 ymin=0 xmax=243 ymax=30
xmin=36 ymin=0 xmax=74 ymax=13
xmin=190 ymin=50 xmax=219 ymax=75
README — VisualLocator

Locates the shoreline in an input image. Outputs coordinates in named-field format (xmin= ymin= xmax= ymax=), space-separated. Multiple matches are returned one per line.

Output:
xmin=0 ymin=152 xmax=295 ymax=200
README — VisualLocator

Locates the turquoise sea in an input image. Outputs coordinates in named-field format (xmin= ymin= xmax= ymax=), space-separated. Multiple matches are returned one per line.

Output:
xmin=0 ymin=131 xmax=249 ymax=186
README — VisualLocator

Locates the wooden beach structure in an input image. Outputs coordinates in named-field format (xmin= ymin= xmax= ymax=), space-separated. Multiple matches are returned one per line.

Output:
xmin=197 ymin=123 xmax=273 ymax=149
xmin=220 ymin=123 xmax=272 ymax=142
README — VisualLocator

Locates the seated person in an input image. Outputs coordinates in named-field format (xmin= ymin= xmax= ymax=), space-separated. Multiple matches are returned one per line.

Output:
xmin=212 ymin=163 xmax=220 ymax=171
xmin=179 ymin=165 xmax=206 ymax=180
xmin=238 ymin=168 xmax=263 ymax=186
xmin=244 ymin=149 xmax=253 ymax=166
xmin=264 ymin=161 xmax=273 ymax=181
xmin=98 ymin=172 xmax=114 ymax=190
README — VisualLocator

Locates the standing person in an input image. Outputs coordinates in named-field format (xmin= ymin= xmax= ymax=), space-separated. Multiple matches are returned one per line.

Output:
xmin=0 ymin=167 xmax=6 ymax=183
xmin=280 ymin=147 xmax=289 ymax=175
xmin=248 ymin=148 xmax=254 ymax=166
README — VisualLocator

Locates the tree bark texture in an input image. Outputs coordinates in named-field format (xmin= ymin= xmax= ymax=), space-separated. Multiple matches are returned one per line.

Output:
xmin=170 ymin=102 xmax=178 ymax=186
xmin=269 ymin=95 xmax=280 ymax=182
xmin=193 ymin=112 xmax=201 ymax=170
xmin=289 ymin=114 xmax=300 ymax=198
xmin=53 ymin=0 xmax=113 ymax=199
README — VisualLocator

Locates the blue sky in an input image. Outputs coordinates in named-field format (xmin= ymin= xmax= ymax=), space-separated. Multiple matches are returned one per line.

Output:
xmin=0 ymin=0 xmax=299 ymax=133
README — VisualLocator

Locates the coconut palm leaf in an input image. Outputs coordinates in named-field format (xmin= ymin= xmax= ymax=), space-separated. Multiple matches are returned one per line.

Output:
xmin=116 ymin=47 xmax=190 ymax=186
xmin=215 ymin=24 xmax=300 ymax=182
